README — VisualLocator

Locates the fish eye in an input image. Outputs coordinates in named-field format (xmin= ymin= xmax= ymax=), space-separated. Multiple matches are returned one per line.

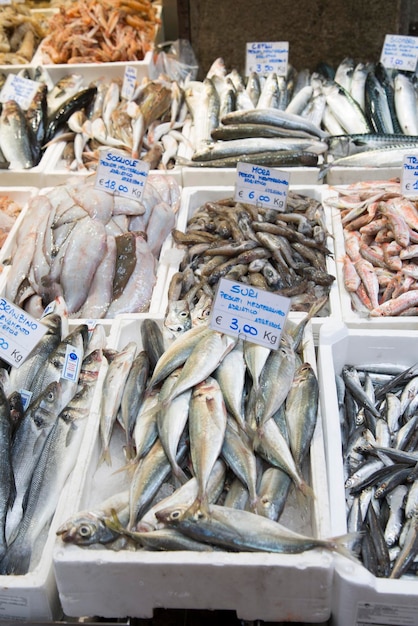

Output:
xmin=179 ymin=311 xmax=188 ymax=318
xmin=170 ymin=510 xmax=181 ymax=520
xmin=78 ymin=524 xmax=93 ymax=537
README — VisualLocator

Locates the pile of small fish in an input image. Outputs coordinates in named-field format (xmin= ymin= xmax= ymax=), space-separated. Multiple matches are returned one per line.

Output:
xmin=0 ymin=306 xmax=106 ymax=575
xmin=164 ymin=191 xmax=334 ymax=335
xmin=39 ymin=0 xmax=159 ymax=64
xmin=57 ymin=317 xmax=356 ymax=560
xmin=52 ymin=76 xmax=178 ymax=172
xmin=0 ymin=3 xmax=45 ymax=65
xmin=0 ymin=192 xmax=24 ymax=249
xmin=317 ymin=58 xmax=418 ymax=172
xmin=0 ymin=70 xmax=181 ymax=171
xmin=2 ymin=173 xmax=180 ymax=318
xmin=337 ymin=360 xmax=418 ymax=579
xmin=325 ymin=179 xmax=418 ymax=317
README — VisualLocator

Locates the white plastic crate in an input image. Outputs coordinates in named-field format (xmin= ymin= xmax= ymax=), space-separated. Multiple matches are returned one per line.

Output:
xmin=318 ymin=321 xmax=418 ymax=626
xmin=324 ymin=166 xmax=402 ymax=186
xmin=53 ymin=313 xmax=334 ymax=622
xmin=0 ymin=176 xmax=181 ymax=321
xmin=158 ymin=185 xmax=342 ymax=342
xmin=0 ymin=318 xmax=107 ymax=621
xmin=181 ymin=165 xmax=323 ymax=187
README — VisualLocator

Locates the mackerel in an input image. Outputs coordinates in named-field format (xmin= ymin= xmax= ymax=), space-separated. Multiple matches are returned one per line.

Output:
xmin=220 ymin=108 xmax=329 ymax=139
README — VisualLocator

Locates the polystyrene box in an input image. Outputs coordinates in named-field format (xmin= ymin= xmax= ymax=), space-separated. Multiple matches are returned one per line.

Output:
xmin=0 ymin=318 xmax=107 ymax=622
xmin=324 ymin=166 xmax=402 ymax=186
xmin=322 ymin=185 xmax=418 ymax=331
xmin=181 ymin=166 xmax=323 ymax=187
xmin=53 ymin=313 xmax=334 ymax=623
xmin=318 ymin=321 xmax=418 ymax=626
xmin=0 ymin=178 xmax=179 ymax=322
xmin=157 ymin=185 xmax=342 ymax=342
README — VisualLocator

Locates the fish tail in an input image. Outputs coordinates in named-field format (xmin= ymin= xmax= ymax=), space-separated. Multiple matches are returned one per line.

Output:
xmin=326 ymin=531 xmax=363 ymax=564
xmin=0 ymin=540 xmax=32 ymax=575
xmin=98 ymin=446 xmax=112 ymax=467
xmin=298 ymin=478 xmax=315 ymax=499
xmin=171 ymin=463 xmax=189 ymax=487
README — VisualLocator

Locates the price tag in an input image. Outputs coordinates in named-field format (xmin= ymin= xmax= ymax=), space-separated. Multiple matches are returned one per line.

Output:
xmin=95 ymin=148 xmax=150 ymax=202
xmin=0 ymin=297 xmax=48 ymax=369
xmin=210 ymin=278 xmax=291 ymax=350
xmin=235 ymin=162 xmax=289 ymax=211
xmin=121 ymin=65 xmax=137 ymax=100
xmin=402 ymin=153 xmax=418 ymax=196
xmin=0 ymin=73 xmax=39 ymax=110
xmin=245 ymin=41 xmax=289 ymax=76
xmin=380 ymin=34 xmax=418 ymax=72
xmin=62 ymin=344 xmax=82 ymax=382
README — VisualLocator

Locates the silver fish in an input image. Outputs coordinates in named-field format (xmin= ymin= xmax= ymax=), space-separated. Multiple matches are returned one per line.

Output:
xmin=188 ymin=376 xmax=227 ymax=509
xmin=155 ymin=502 xmax=356 ymax=558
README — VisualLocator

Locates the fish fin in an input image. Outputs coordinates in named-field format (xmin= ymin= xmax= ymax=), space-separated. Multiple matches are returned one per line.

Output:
xmin=171 ymin=463 xmax=189 ymax=488
xmin=326 ymin=531 xmax=364 ymax=564
xmin=98 ymin=446 xmax=112 ymax=467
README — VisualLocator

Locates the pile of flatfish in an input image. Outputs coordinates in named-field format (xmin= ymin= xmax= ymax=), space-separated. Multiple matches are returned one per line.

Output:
xmin=338 ymin=361 xmax=418 ymax=579
xmin=56 ymin=318 xmax=356 ymax=561
xmin=0 ymin=307 xmax=106 ymax=575
xmin=165 ymin=191 xmax=334 ymax=336
xmin=2 ymin=173 xmax=180 ymax=319
xmin=325 ymin=179 xmax=418 ymax=317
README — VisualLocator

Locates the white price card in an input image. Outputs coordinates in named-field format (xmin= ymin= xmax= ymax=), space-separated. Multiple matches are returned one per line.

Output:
xmin=0 ymin=73 xmax=39 ymax=110
xmin=245 ymin=41 xmax=289 ymax=76
xmin=210 ymin=278 xmax=291 ymax=350
xmin=0 ymin=297 xmax=48 ymax=369
xmin=402 ymin=153 xmax=418 ymax=196
xmin=235 ymin=162 xmax=289 ymax=211
xmin=95 ymin=148 xmax=150 ymax=202
xmin=122 ymin=65 xmax=137 ymax=100
xmin=380 ymin=34 xmax=418 ymax=72
xmin=62 ymin=344 xmax=82 ymax=382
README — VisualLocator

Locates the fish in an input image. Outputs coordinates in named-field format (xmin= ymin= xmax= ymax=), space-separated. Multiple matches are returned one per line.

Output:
xmin=0 ymin=100 xmax=37 ymax=169
xmin=155 ymin=502 xmax=358 ymax=558
xmin=99 ymin=342 xmax=137 ymax=466
xmin=285 ymin=362 xmax=319 ymax=466
xmin=57 ymin=491 xmax=130 ymax=546
xmin=188 ymin=376 xmax=227 ymax=510
xmin=0 ymin=385 xmax=12 ymax=561
xmin=0 ymin=399 xmax=88 ymax=575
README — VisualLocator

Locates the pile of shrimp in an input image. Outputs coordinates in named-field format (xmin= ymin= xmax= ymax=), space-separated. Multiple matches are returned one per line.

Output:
xmin=0 ymin=3 xmax=46 ymax=65
xmin=39 ymin=0 xmax=160 ymax=64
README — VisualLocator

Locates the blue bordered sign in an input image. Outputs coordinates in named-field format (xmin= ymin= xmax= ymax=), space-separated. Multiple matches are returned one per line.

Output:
xmin=95 ymin=148 xmax=150 ymax=202
xmin=210 ymin=278 xmax=291 ymax=350
xmin=245 ymin=41 xmax=289 ymax=76
xmin=0 ymin=297 xmax=47 ymax=368
xmin=381 ymin=34 xmax=418 ymax=72
xmin=235 ymin=162 xmax=289 ymax=211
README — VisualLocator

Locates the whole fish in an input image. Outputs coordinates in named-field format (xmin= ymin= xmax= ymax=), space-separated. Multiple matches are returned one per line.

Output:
xmin=156 ymin=369 xmax=191 ymax=484
xmin=0 ymin=385 xmax=11 ymax=561
xmin=155 ymin=502 xmax=357 ymax=558
xmin=99 ymin=342 xmax=137 ymax=466
xmin=285 ymin=363 xmax=319 ymax=465
xmin=0 ymin=100 xmax=36 ymax=169
xmin=188 ymin=376 xmax=227 ymax=509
